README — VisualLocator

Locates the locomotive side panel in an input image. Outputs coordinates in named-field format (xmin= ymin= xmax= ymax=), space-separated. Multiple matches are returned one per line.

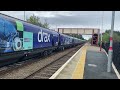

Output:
xmin=0 ymin=15 xmax=59 ymax=54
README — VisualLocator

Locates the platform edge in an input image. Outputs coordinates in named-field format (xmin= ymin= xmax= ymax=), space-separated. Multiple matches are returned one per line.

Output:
xmin=49 ymin=45 xmax=85 ymax=79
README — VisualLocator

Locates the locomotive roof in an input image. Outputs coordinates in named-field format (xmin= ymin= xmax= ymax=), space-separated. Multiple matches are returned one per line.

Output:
xmin=0 ymin=13 xmax=58 ymax=33
xmin=0 ymin=13 xmax=85 ymax=41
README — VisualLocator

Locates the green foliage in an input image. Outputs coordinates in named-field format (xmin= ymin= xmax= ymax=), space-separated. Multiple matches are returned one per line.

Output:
xmin=101 ymin=29 xmax=120 ymax=43
xmin=113 ymin=33 xmax=120 ymax=42
xmin=88 ymin=38 xmax=92 ymax=41
xmin=42 ymin=19 xmax=50 ymax=29
xmin=102 ymin=33 xmax=110 ymax=43
xmin=27 ymin=14 xmax=50 ymax=29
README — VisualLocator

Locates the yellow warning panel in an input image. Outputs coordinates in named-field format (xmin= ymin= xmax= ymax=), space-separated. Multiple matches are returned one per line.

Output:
xmin=72 ymin=46 xmax=88 ymax=79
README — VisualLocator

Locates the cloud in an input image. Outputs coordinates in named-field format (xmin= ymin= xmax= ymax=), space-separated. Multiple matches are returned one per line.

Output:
xmin=0 ymin=11 xmax=120 ymax=32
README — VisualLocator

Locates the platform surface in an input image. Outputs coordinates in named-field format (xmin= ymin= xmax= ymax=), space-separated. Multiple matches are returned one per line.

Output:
xmin=50 ymin=43 xmax=118 ymax=79
xmin=84 ymin=46 xmax=118 ymax=79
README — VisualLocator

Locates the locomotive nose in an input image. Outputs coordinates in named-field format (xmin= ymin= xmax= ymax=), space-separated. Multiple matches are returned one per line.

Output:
xmin=12 ymin=37 xmax=22 ymax=51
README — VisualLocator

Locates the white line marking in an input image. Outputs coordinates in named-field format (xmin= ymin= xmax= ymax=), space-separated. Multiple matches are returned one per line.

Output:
xmin=88 ymin=64 xmax=97 ymax=67
xmin=112 ymin=63 xmax=120 ymax=79
xmin=49 ymin=45 xmax=85 ymax=79
xmin=103 ymin=48 xmax=120 ymax=79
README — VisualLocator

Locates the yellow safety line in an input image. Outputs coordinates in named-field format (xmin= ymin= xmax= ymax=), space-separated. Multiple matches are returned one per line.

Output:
xmin=72 ymin=45 xmax=88 ymax=79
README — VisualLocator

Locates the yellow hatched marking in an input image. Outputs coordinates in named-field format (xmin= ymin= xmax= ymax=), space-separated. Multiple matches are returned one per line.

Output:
xmin=72 ymin=46 xmax=87 ymax=79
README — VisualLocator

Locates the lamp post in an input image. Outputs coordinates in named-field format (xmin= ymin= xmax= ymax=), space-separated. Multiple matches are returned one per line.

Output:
xmin=107 ymin=11 xmax=115 ymax=72
xmin=100 ymin=11 xmax=104 ymax=51
xmin=24 ymin=11 xmax=25 ymax=21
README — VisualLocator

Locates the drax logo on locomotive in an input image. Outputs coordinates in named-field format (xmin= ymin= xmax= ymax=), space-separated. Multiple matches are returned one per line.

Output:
xmin=38 ymin=29 xmax=50 ymax=43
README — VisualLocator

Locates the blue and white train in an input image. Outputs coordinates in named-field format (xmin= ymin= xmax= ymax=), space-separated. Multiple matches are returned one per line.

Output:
xmin=0 ymin=13 xmax=85 ymax=67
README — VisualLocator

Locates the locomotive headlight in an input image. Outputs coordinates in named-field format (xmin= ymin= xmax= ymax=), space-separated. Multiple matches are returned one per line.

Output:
xmin=12 ymin=37 xmax=22 ymax=51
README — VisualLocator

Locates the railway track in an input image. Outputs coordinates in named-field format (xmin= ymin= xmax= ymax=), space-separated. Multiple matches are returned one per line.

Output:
xmin=0 ymin=44 xmax=84 ymax=79
xmin=24 ymin=47 xmax=79 ymax=79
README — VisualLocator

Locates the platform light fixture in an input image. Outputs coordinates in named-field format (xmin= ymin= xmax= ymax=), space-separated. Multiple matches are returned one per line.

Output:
xmin=24 ymin=11 xmax=26 ymax=21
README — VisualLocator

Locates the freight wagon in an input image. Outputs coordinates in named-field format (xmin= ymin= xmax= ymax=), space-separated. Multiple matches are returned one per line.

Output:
xmin=0 ymin=13 xmax=85 ymax=67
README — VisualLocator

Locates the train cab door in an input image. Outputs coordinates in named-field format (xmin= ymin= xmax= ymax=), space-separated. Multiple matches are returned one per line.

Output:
xmin=0 ymin=18 xmax=5 ymax=39
xmin=0 ymin=18 xmax=5 ymax=52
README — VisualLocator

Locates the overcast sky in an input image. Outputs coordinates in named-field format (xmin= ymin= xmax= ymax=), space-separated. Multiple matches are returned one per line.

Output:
xmin=0 ymin=11 xmax=119 ymax=40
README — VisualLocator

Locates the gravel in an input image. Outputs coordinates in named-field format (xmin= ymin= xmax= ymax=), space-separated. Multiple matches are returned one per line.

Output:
xmin=0 ymin=45 xmax=82 ymax=79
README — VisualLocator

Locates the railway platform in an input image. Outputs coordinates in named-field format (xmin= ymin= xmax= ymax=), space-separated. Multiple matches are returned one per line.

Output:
xmin=50 ymin=43 xmax=118 ymax=79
